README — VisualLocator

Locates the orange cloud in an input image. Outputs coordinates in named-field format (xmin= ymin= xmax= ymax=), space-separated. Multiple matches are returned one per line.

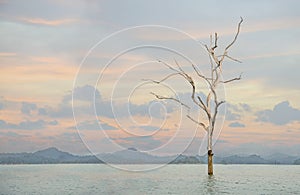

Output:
xmin=241 ymin=51 xmax=300 ymax=60
xmin=188 ymin=17 xmax=300 ymax=40
xmin=0 ymin=55 xmax=77 ymax=103
xmin=19 ymin=17 xmax=79 ymax=26
xmin=0 ymin=52 xmax=16 ymax=57
xmin=30 ymin=56 xmax=65 ymax=64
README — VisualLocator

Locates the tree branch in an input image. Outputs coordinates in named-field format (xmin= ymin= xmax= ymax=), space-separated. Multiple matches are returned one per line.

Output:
xmin=210 ymin=100 xmax=226 ymax=135
xmin=191 ymin=63 xmax=213 ymax=82
xmin=157 ymin=59 xmax=180 ymax=73
xmin=150 ymin=92 xmax=190 ymax=109
xmin=212 ymin=32 xmax=218 ymax=50
xmin=222 ymin=73 xmax=242 ymax=83
xmin=142 ymin=72 xmax=182 ymax=84
xmin=155 ymin=59 xmax=205 ymax=111
xmin=225 ymin=17 xmax=243 ymax=51
xmin=225 ymin=54 xmax=242 ymax=63
xmin=174 ymin=58 xmax=185 ymax=74
xmin=197 ymin=96 xmax=211 ymax=119
xmin=187 ymin=114 xmax=207 ymax=131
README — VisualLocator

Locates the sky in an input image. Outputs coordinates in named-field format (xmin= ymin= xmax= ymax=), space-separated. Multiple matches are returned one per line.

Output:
xmin=0 ymin=0 xmax=300 ymax=157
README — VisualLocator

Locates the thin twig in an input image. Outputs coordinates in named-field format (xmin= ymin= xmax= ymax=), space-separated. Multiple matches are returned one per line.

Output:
xmin=222 ymin=73 xmax=242 ymax=83
xmin=212 ymin=32 xmax=218 ymax=50
xmin=225 ymin=17 xmax=243 ymax=51
xmin=225 ymin=54 xmax=242 ymax=63
xmin=142 ymin=72 xmax=182 ymax=84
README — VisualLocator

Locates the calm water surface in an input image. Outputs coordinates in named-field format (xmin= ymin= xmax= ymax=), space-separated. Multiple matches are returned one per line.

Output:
xmin=0 ymin=164 xmax=299 ymax=194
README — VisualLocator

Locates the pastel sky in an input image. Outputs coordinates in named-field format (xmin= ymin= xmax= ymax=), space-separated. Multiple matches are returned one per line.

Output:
xmin=0 ymin=0 xmax=300 ymax=156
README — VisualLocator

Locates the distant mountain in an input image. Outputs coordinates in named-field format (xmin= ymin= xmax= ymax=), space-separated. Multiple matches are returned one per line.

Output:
xmin=264 ymin=153 xmax=298 ymax=164
xmin=0 ymin=147 xmax=103 ymax=164
xmin=188 ymin=154 xmax=268 ymax=164
xmin=219 ymin=154 xmax=269 ymax=164
xmin=170 ymin=154 xmax=203 ymax=164
xmin=0 ymin=147 xmax=299 ymax=165
xmin=33 ymin=147 xmax=73 ymax=160
xmin=98 ymin=148 xmax=174 ymax=164
xmin=294 ymin=158 xmax=300 ymax=165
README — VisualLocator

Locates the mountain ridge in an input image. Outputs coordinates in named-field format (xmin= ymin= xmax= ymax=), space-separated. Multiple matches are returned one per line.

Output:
xmin=0 ymin=147 xmax=299 ymax=165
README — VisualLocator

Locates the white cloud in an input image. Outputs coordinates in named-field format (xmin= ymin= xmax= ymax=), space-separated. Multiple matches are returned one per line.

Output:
xmin=21 ymin=102 xmax=37 ymax=115
xmin=229 ymin=122 xmax=245 ymax=128
xmin=226 ymin=110 xmax=241 ymax=121
xmin=256 ymin=101 xmax=300 ymax=125
xmin=69 ymin=120 xmax=117 ymax=131
xmin=0 ymin=119 xmax=46 ymax=130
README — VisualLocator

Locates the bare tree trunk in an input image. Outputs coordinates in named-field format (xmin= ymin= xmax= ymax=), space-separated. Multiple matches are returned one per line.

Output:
xmin=208 ymin=126 xmax=213 ymax=175
xmin=150 ymin=18 xmax=243 ymax=176
xmin=208 ymin=149 xmax=213 ymax=175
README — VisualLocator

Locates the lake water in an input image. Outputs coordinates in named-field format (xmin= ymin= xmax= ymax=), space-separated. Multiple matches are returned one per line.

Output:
xmin=0 ymin=164 xmax=299 ymax=194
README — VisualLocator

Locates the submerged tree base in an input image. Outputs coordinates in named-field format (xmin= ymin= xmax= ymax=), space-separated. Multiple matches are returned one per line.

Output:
xmin=208 ymin=150 xmax=214 ymax=175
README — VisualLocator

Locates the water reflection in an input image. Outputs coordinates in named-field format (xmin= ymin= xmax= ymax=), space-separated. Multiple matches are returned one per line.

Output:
xmin=204 ymin=175 xmax=218 ymax=194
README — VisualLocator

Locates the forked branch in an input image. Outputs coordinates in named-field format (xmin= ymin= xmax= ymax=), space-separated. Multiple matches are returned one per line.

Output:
xmin=187 ymin=115 xmax=208 ymax=131
xmin=150 ymin=92 xmax=190 ymax=109
xmin=148 ymin=18 xmax=243 ymax=139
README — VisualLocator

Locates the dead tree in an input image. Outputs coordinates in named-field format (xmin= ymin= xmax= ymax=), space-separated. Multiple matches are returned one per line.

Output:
xmin=149 ymin=18 xmax=243 ymax=175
